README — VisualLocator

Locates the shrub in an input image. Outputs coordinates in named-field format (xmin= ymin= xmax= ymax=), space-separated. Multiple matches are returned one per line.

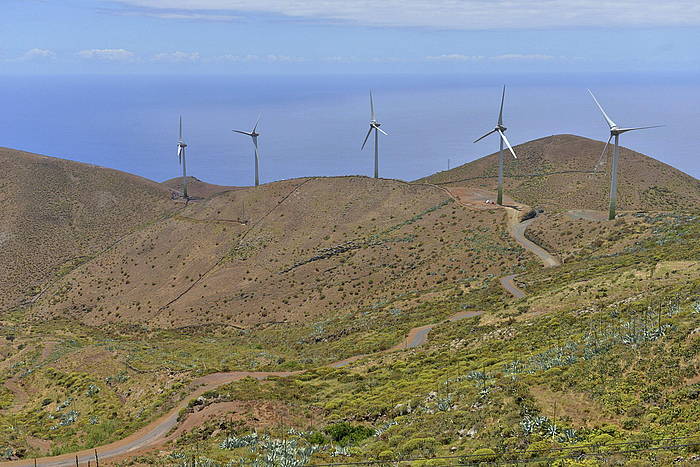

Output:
xmin=306 ymin=431 xmax=328 ymax=445
xmin=471 ymin=448 xmax=497 ymax=462
xmin=399 ymin=437 xmax=438 ymax=456
xmin=324 ymin=422 xmax=374 ymax=446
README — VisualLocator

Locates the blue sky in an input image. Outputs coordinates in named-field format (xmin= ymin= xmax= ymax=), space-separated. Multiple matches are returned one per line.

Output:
xmin=3 ymin=0 xmax=700 ymax=74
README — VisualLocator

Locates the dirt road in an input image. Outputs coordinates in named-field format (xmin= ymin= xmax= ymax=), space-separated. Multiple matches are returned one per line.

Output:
xmin=505 ymin=209 xmax=560 ymax=268
xmin=1 ymin=311 xmax=483 ymax=467
xmin=2 ymin=187 xmax=561 ymax=466
xmin=498 ymin=274 xmax=526 ymax=299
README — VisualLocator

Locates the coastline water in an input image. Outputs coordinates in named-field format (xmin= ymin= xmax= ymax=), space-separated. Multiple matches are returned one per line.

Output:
xmin=0 ymin=73 xmax=697 ymax=185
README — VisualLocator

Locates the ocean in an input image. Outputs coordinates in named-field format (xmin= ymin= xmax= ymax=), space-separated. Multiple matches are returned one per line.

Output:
xmin=1 ymin=73 xmax=698 ymax=186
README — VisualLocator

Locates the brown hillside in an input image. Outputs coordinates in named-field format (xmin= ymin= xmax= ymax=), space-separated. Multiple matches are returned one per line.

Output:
xmin=162 ymin=176 xmax=242 ymax=199
xmin=31 ymin=176 xmax=527 ymax=328
xmin=418 ymin=134 xmax=700 ymax=212
xmin=0 ymin=148 xmax=175 ymax=311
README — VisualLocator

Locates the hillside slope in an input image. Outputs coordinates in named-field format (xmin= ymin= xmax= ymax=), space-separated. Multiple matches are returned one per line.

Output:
xmin=0 ymin=148 xmax=175 ymax=311
xmin=418 ymin=134 xmax=700 ymax=212
xmin=31 ymin=176 xmax=526 ymax=328
xmin=162 ymin=176 xmax=242 ymax=199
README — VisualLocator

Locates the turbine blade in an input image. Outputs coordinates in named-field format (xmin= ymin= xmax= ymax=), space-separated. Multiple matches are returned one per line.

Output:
xmin=498 ymin=129 xmax=517 ymax=159
xmin=588 ymin=89 xmax=617 ymax=129
xmin=253 ymin=114 xmax=261 ymax=133
xmin=370 ymin=91 xmax=375 ymax=121
xmin=378 ymin=128 xmax=388 ymax=136
xmin=361 ymin=127 xmax=373 ymax=150
xmin=473 ymin=128 xmax=497 ymax=144
xmin=617 ymin=124 xmax=664 ymax=132
xmin=595 ymin=135 xmax=613 ymax=170
xmin=498 ymin=85 xmax=505 ymax=126
xmin=233 ymin=130 xmax=253 ymax=136
xmin=178 ymin=145 xmax=182 ymax=163
xmin=179 ymin=116 xmax=183 ymax=140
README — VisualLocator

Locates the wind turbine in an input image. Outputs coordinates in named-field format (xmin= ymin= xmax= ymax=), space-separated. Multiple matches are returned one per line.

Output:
xmin=177 ymin=116 xmax=188 ymax=199
xmin=233 ymin=115 xmax=262 ymax=187
xmin=588 ymin=90 xmax=662 ymax=220
xmin=361 ymin=91 xmax=388 ymax=178
xmin=474 ymin=86 xmax=517 ymax=206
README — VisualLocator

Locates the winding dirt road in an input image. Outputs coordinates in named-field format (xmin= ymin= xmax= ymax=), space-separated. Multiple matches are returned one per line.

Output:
xmin=1 ymin=187 xmax=560 ymax=467
xmin=505 ymin=209 xmax=560 ymax=269
xmin=499 ymin=274 xmax=526 ymax=299
xmin=1 ymin=311 xmax=484 ymax=467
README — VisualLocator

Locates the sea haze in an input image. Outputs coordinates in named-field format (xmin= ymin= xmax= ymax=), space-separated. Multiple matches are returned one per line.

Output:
xmin=1 ymin=73 xmax=698 ymax=186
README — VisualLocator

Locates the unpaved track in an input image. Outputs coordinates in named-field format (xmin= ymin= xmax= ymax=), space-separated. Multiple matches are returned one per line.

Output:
xmin=2 ymin=341 xmax=57 ymax=414
xmin=1 ymin=311 xmax=483 ymax=467
xmin=2 ymin=379 xmax=28 ymax=413
xmin=3 ymin=187 xmax=560 ymax=466
xmin=439 ymin=186 xmax=559 ymax=298
xmin=505 ymin=209 xmax=560 ymax=268
xmin=499 ymin=274 xmax=526 ymax=299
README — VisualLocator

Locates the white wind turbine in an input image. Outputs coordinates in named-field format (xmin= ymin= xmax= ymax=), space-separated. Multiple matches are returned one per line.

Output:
xmin=361 ymin=91 xmax=388 ymax=179
xmin=474 ymin=85 xmax=517 ymax=206
xmin=588 ymin=90 xmax=663 ymax=220
xmin=177 ymin=116 xmax=189 ymax=199
xmin=233 ymin=115 xmax=262 ymax=187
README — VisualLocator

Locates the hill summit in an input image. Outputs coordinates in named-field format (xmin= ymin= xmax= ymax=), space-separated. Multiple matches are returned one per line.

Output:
xmin=418 ymin=134 xmax=700 ymax=212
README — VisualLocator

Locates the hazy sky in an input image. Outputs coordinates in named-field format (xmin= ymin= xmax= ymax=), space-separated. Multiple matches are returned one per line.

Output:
xmin=3 ymin=0 xmax=700 ymax=75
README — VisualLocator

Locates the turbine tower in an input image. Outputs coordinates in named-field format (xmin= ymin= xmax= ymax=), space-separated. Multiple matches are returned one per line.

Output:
xmin=233 ymin=115 xmax=262 ymax=187
xmin=177 ymin=116 xmax=189 ymax=199
xmin=474 ymin=86 xmax=517 ymax=206
xmin=361 ymin=91 xmax=388 ymax=178
xmin=588 ymin=90 xmax=662 ymax=220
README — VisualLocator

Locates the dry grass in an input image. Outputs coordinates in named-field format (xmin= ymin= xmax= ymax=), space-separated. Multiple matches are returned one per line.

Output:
xmin=0 ymin=147 xmax=175 ymax=311
xmin=31 ymin=176 xmax=526 ymax=328
xmin=418 ymin=134 xmax=700 ymax=212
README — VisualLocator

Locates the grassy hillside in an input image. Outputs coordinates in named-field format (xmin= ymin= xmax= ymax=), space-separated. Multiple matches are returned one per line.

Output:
xmin=128 ymin=210 xmax=700 ymax=466
xmin=418 ymin=134 xmax=700 ymax=213
xmin=0 ymin=141 xmax=698 ymax=465
xmin=0 ymin=148 xmax=175 ymax=312
xmin=31 ymin=176 xmax=526 ymax=329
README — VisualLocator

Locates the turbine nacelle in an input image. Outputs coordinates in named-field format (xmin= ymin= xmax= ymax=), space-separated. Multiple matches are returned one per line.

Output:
xmin=233 ymin=115 xmax=262 ymax=187
xmin=587 ymin=89 xmax=663 ymax=220
xmin=473 ymin=86 xmax=517 ymax=159
xmin=588 ymin=89 xmax=663 ymax=170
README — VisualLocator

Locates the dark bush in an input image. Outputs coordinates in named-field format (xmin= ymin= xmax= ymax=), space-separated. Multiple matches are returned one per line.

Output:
xmin=324 ymin=422 xmax=375 ymax=446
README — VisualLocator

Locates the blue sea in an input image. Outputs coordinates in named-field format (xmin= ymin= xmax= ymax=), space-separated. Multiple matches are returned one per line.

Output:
xmin=1 ymin=73 xmax=698 ymax=186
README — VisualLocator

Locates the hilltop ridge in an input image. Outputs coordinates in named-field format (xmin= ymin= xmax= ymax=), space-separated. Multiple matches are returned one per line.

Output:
xmin=418 ymin=134 xmax=700 ymax=212
xmin=161 ymin=176 xmax=242 ymax=199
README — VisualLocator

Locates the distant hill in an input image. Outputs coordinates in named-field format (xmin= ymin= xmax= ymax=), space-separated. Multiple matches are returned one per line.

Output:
xmin=32 ymin=176 xmax=526 ymax=329
xmin=162 ymin=176 xmax=242 ymax=199
xmin=417 ymin=134 xmax=700 ymax=212
xmin=0 ymin=148 xmax=175 ymax=311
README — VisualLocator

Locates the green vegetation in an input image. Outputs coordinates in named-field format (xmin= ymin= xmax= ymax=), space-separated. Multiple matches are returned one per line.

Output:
xmin=0 ymin=208 xmax=697 ymax=465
